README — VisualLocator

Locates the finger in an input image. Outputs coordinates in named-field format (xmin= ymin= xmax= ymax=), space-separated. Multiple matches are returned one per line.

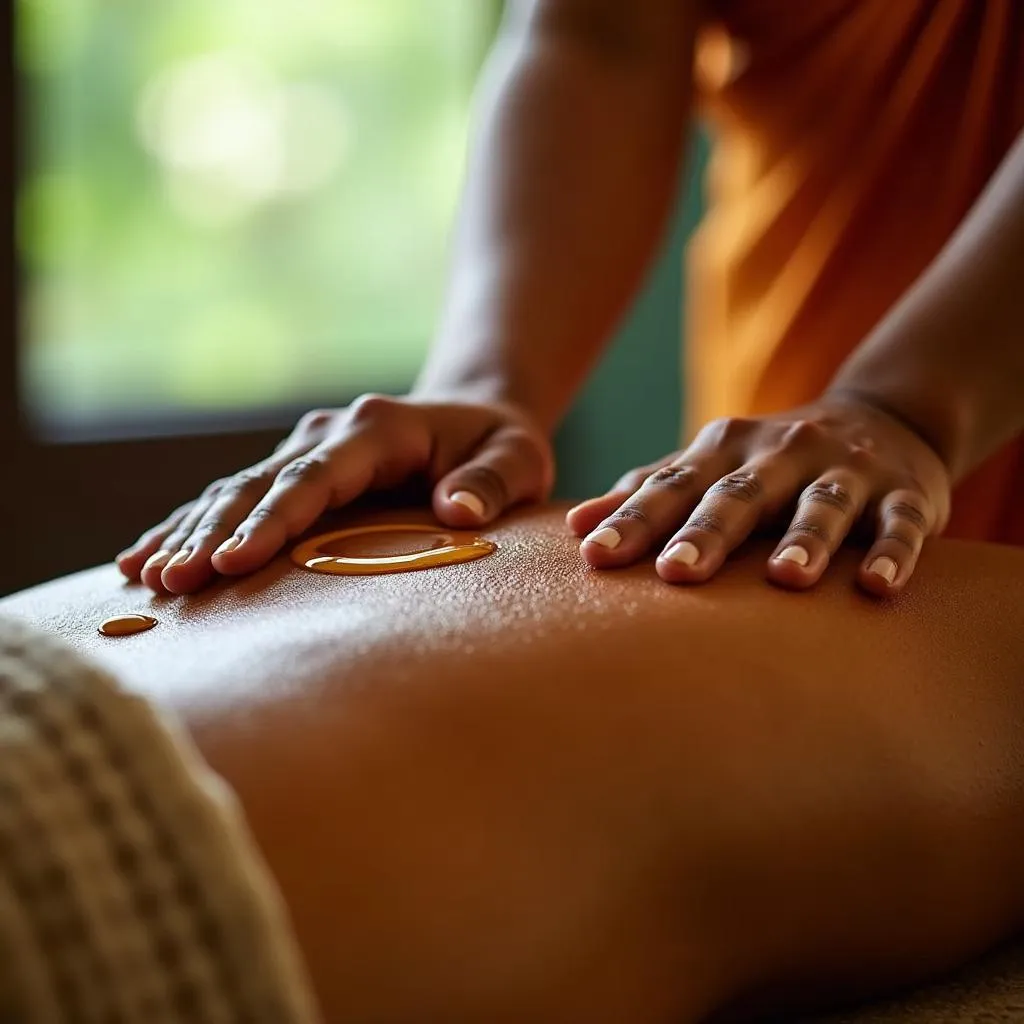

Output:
xmin=432 ymin=426 xmax=554 ymax=526
xmin=135 ymin=437 xmax=315 ymax=592
xmin=857 ymin=488 xmax=933 ymax=597
xmin=137 ymin=486 xmax=229 ymax=592
xmin=655 ymin=457 xmax=807 ymax=584
xmin=578 ymin=456 xmax=727 ymax=569
xmin=157 ymin=463 xmax=283 ymax=594
xmin=216 ymin=397 xmax=433 ymax=574
xmin=212 ymin=436 xmax=381 ymax=573
xmin=567 ymin=416 xmax=765 ymax=539
xmin=565 ymin=456 xmax=676 ymax=537
xmin=115 ymin=504 xmax=192 ymax=581
xmin=139 ymin=443 xmax=302 ymax=592
xmin=766 ymin=473 xmax=869 ymax=590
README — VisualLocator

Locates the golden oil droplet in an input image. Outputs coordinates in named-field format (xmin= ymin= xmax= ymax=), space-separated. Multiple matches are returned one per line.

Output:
xmin=98 ymin=613 xmax=158 ymax=638
xmin=291 ymin=524 xmax=497 ymax=577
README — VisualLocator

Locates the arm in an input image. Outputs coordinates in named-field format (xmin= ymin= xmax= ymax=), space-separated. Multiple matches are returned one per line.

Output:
xmin=116 ymin=0 xmax=702 ymax=596
xmin=415 ymin=0 xmax=699 ymax=431
xmin=565 ymin=130 xmax=1024 ymax=596
xmin=830 ymin=128 xmax=1024 ymax=481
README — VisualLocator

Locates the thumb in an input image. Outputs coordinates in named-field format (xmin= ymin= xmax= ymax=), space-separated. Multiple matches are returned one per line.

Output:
xmin=432 ymin=425 xmax=553 ymax=525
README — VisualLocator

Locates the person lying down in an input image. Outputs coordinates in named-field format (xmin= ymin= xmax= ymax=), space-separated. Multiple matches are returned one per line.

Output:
xmin=2 ymin=503 xmax=1024 ymax=1023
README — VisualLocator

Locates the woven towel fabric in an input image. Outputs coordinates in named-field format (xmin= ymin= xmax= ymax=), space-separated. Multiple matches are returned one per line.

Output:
xmin=0 ymin=615 xmax=320 ymax=1024
xmin=804 ymin=939 xmax=1024 ymax=1024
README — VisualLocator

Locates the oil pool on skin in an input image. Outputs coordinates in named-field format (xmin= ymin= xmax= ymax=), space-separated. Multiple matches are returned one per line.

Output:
xmin=98 ymin=613 xmax=158 ymax=637
xmin=292 ymin=524 xmax=497 ymax=576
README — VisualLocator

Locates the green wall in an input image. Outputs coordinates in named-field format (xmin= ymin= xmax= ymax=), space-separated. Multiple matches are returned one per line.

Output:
xmin=553 ymin=133 xmax=707 ymax=499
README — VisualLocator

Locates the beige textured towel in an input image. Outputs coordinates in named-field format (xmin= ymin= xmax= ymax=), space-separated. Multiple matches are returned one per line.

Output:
xmin=806 ymin=941 xmax=1024 ymax=1023
xmin=0 ymin=615 xmax=320 ymax=1023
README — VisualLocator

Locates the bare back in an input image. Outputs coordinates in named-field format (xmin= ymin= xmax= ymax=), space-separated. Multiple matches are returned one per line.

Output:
xmin=4 ymin=504 xmax=1024 ymax=1021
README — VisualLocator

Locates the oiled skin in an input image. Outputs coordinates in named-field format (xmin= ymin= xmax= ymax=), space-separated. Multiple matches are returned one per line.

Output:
xmin=4 ymin=503 xmax=1024 ymax=1022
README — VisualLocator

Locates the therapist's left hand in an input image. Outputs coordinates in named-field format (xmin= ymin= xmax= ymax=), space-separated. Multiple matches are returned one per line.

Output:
xmin=566 ymin=392 xmax=951 ymax=596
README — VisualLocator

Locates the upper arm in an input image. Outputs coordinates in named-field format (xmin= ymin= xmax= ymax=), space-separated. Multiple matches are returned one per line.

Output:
xmin=503 ymin=0 xmax=705 ymax=71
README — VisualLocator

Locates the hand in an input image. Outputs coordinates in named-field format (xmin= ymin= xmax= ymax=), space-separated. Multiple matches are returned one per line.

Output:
xmin=117 ymin=394 xmax=554 ymax=594
xmin=566 ymin=394 xmax=952 ymax=596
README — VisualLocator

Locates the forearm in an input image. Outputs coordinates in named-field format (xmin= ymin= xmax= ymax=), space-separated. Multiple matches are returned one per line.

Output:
xmin=415 ymin=0 xmax=697 ymax=431
xmin=829 ymin=129 xmax=1024 ymax=481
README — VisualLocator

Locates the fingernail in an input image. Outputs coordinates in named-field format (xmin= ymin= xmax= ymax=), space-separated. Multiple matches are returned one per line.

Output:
xmin=450 ymin=490 xmax=486 ymax=517
xmin=115 ymin=549 xmax=133 ymax=562
xmin=143 ymin=550 xmax=172 ymax=573
xmin=214 ymin=535 xmax=242 ymax=557
xmin=775 ymin=544 xmax=810 ymax=567
xmin=868 ymin=555 xmax=898 ymax=585
xmin=164 ymin=549 xmax=192 ymax=570
xmin=663 ymin=540 xmax=700 ymax=566
xmin=585 ymin=526 xmax=621 ymax=550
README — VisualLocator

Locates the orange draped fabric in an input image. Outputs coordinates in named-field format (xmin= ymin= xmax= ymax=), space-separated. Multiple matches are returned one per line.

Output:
xmin=688 ymin=0 xmax=1024 ymax=543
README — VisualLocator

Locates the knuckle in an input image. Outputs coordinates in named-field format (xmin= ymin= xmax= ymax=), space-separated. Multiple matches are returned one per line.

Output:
xmin=648 ymin=465 xmax=699 ymax=489
xmin=788 ymin=518 xmax=831 ymax=544
xmin=505 ymin=430 xmax=551 ymax=477
xmin=845 ymin=444 xmax=882 ymax=475
xmin=801 ymin=480 xmax=855 ymax=515
xmin=192 ymin=517 xmax=228 ymax=539
xmin=223 ymin=468 xmax=276 ymax=497
xmin=780 ymin=418 xmax=828 ymax=451
xmin=246 ymin=506 xmax=276 ymax=525
xmin=201 ymin=478 xmax=228 ymax=500
xmin=887 ymin=498 xmax=929 ymax=532
xmin=348 ymin=393 xmax=394 ymax=423
xmin=709 ymin=470 xmax=763 ymax=503
xmin=845 ymin=438 xmax=874 ymax=457
xmin=685 ymin=508 xmax=728 ymax=536
xmin=701 ymin=416 xmax=755 ymax=448
xmin=610 ymin=505 xmax=650 ymax=527
xmin=298 ymin=408 xmax=335 ymax=433
xmin=278 ymin=456 xmax=329 ymax=484
xmin=616 ymin=467 xmax=655 ymax=493
xmin=460 ymin=465 xmax=510 ymax=507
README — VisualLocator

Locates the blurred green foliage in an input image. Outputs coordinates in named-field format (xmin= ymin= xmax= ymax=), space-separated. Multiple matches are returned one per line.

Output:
xmin=18 ymin=0 xmax=500 ymax=423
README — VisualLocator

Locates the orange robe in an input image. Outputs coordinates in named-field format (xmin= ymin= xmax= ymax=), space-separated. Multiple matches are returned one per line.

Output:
xmin=688 ymin=0 xmax=1024 ymax=543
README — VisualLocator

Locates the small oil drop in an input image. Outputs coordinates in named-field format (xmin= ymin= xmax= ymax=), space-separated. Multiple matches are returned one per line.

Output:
xmin=292 ymin=524 xmax=497 ymax=577
xmin=98 ymin=613 xmax=158 ymax=638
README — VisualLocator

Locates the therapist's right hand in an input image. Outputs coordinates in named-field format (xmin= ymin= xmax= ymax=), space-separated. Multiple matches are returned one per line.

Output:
xmin=116 ymin=394 xmax=555 ymax=594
